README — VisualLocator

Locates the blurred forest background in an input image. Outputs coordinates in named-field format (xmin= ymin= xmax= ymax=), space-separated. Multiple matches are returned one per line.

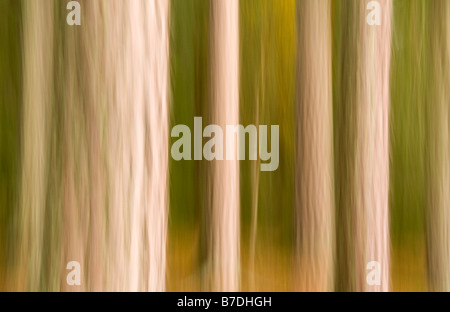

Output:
xmin=0 ymin=0 xmax=449 ymax=291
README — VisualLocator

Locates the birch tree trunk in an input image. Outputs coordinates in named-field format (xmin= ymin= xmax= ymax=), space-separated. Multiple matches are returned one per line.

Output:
xmin=426 ymin=0 xmax=450 ymax=292
xmin=210 ymin=0 xmax=240 ymax=292
xmin=295 ymin=0 xmax=334 ymax=292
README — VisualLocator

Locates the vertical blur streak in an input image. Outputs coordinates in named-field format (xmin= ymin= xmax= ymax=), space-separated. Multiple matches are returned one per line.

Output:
xmin=144 ymin=0 xmax=170 ymax=292
xmin=210 ymin=0 xmax=240 ymax=291
xmin=62 ymin=0 xmax=90 ymax=291
xmin=357 ymin=0 xmax=392 ymax=292
xmin=102 ymin=0 xmax=170 ymax=291
xmin=295 ymin=0 xmax=334 ymax=292
xmin=104 ymin=1 xmax=127 ymax=291
xmin=80 ymin=1 xmax=106 ymax=291
xmin=333 ymin=0 xmax=358 ymax=292
xmin=239 ymin=0 xmax=296 ymax=291
xmin=334 ymin=0 xmax=391 ymax=291
xmin=21 ymin=0 xmax=54 ymax=291
xmin=21 ymin=0 xmax=170 ymax=291
xmin=0 ymin=0 xmax=22 ymax=290
xmin=426 ymin=0 xmax=450 ymax=292
xmin=389 ymin=0 xmax=428 ymax=291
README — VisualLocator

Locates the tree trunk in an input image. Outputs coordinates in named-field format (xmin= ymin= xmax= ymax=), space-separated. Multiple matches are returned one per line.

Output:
xmin=210 ymin=0 xmax=240 ymax=291
xmin=358 ymin=0 xmax=391 ymax=292
xmin=21 ymin=0 xmax=171 ymax=291
xmin=355 ymin=0 xmax=391 ymax=291
xmin=21 ymin=0 xmax=54 ymax=291
xmin=295 ymin=0 xmax=334 ymax=292
xmin=334 ymin=0 xmax=391 ymax=291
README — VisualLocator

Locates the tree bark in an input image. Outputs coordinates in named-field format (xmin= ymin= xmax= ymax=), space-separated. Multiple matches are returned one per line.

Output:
xmin=334 ymin=0 xmax=391 ymax=291
xmin=49 ymin=0 xmax=169 ymax=291
xmin=356 ymin=0 xmax=391 ymax=292
xmin=295 ymin=0 xmax=334 ymax=292
xmin=210 ymin=0 xmax=240 ymax=291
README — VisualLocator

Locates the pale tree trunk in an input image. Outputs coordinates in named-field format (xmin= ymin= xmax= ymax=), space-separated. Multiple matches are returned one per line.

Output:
xmin=295 ymin=0 xmax=334 ymax=292
xmin=61 ymin=0 xmax=170 ymax=291
xmin=210 ymin=0 xmax=240 ymax=292
xmin=354 ymin=0 xmax=391 ymax=292
xmin=21 ymin=0 xmax=169 ymax=291
xmin=21 ymin=0 xmax=54 ymax=291
xmin=335 ymin=0 xmax=391 ymax=292
xmin=143 ymin=0 xmax=170 ymax=292
xmin=426 ymin=0 xmax=450 ymax=292
xmin=103 ymin=0 xmax=170 ymax=291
